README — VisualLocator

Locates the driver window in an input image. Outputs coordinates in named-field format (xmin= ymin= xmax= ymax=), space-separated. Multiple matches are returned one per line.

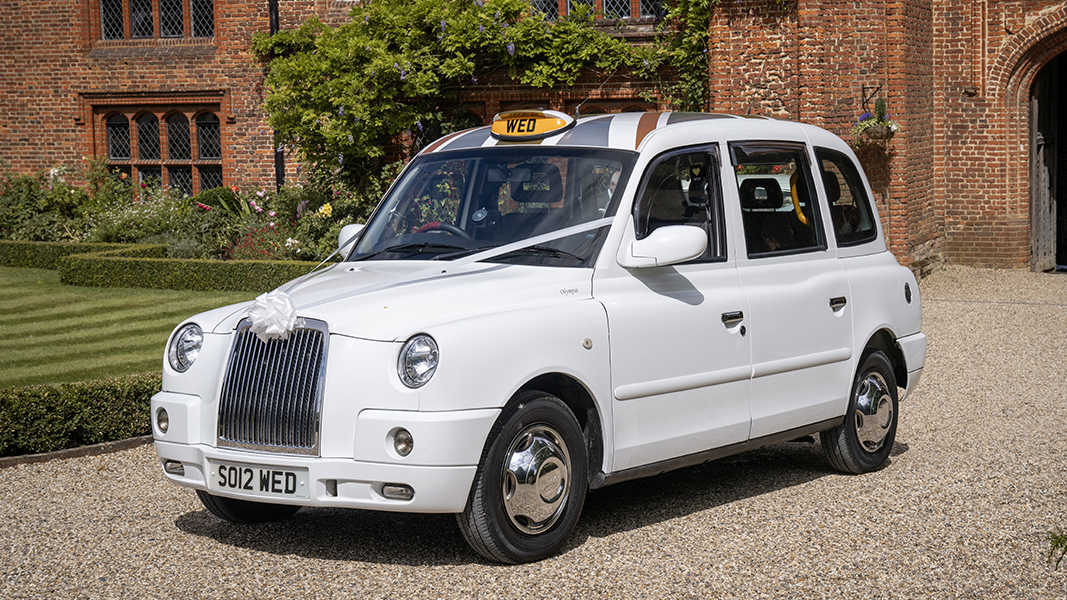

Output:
xmin=634 ymin=149 xmax=725 ymax=261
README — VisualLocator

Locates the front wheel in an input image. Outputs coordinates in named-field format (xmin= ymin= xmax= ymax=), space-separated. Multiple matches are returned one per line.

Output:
xmin=457 ymin=391 xmax=588 ymax=564
xmin=821 ymin=350 xmax=899 ymax=474
xmin=196 ymin=490 xmax=301 ymax=524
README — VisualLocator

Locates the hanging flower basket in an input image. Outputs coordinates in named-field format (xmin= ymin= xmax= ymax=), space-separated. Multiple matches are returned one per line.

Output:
xmin=850 ymin=97 xmax=899 ymax=148
xmin=864 ymin=124 xmax=894 ymax=140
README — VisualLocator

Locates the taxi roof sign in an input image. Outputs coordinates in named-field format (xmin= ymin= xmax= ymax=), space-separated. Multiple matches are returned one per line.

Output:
xmin=490 ymin=110 xmax=575 ymax=141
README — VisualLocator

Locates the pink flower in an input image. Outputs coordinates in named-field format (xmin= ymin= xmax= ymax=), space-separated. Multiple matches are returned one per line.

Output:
xmin=268 ymin=211 xmax=276 ymax=217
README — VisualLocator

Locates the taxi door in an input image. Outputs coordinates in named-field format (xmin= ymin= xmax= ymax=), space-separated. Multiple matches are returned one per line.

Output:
xmin=596 ymin=146 xmax=752 ymax=472
xmin=727 ymin=141 xmax=853 ymax=439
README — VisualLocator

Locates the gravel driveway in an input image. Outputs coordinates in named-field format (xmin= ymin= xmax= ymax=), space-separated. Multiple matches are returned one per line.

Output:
xmin=2 ymin=265 xmax=1066 ymax=599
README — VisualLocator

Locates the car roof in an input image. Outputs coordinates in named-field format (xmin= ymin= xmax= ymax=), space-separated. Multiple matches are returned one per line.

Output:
xmin=418 ymin=112 xmax=842 ymax=157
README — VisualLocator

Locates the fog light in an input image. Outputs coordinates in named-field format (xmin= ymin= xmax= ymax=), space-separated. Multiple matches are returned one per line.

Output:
xmin=163 ymin=460 xmax=185 ymax=476
xmin=393 ymin=429 xmax=414 ymax=457
xmin=156 ymin=408 xmax=170 ymax=434
xmin=382 ymin=484 xmax=414 ymax=501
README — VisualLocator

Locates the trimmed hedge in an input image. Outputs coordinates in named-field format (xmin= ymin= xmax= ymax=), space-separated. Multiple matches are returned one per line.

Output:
xmin=0 ymin=240 xmax=321 ymax=292
xmin=0 ymin=240 xmax=143 ymax=270
xmin=0 ymin=372 xmax=161 ymax=457
xmin=58 ymin=246 xmax=320 ymax=292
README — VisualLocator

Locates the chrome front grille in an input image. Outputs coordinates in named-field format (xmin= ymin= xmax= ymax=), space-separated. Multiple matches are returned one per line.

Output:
xmin=217 ymin=318 xmax=328 ymax=455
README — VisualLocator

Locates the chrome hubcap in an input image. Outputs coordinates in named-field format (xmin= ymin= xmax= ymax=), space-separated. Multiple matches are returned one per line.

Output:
xmin=502 ymin=424 xmax=571 ymax=534
xmin=854 ymin=371 xmax=893 ymax=452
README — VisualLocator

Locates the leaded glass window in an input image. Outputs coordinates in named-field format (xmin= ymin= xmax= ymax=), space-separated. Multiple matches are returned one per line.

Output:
xmin=167 ymin=114 xmax=191 ymax=160
xmin=640 ymin=0 xmax=664 ymax=18
xmin=567 ymin=0 xmax=593 ymax=15
xmin=169 ymin=167 xmax=193 ymax=196
xmin=139 ymin=166 xmax=162 ymax=188
xmin=131 ymin=0 xmax=154 ymax=38
xmin=199 ymin=166 xmax=223 ymax=191
xmin=531 ymin=0 xmax=558 ymax=20
xmin=101 ymin=0 xmax=124 ymax=40
xmin=196 ymin=113 xmax=221 ymax=160
xmin=137 ymin=114 xmax=161 ymax=160
xmin=191 ymin=0 xmax=214 ymax=38
xmin=160 ymin=0 xmax=184 ymax=37
xmin=603 ymin=0 xmax=631 ymax=19
xmin=100 ymin=1 xmax=213 ymax=41
xmin=100 ymin=108 xmax=224 ymax=195
xmin=107 ymin=115 xmax=130 ymax=160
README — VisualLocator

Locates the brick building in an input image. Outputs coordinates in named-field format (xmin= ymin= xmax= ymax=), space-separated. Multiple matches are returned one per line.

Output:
xmin=1 ymin=1 xmax=1066 ymax=271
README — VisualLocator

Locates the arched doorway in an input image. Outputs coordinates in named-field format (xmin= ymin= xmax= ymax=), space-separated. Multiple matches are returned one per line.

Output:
xmin=1030 ymin=52 xmax=1067 ymax=271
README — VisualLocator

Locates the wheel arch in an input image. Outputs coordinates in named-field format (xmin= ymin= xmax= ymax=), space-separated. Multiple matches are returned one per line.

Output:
xmin=863 ymin=328 xmax=907 ymax=393
xmin=519 ymin=372 xmax=605 ymax=489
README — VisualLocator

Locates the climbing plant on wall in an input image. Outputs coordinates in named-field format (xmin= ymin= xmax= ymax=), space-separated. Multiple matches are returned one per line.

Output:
xmin=252 ymin=0 xmax=659 ymax=184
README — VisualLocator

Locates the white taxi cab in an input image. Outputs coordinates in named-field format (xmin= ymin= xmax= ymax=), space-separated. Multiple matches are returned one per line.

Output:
xmin=153 ymin=110 xmax=926 ymax=563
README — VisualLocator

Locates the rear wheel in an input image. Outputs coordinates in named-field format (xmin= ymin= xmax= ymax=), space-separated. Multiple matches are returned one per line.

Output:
xmin=196 ymin=490 xmax=301 ymax=524
xmin=457 ymin=391 xmax=588 ymax=564
xmin=821 ymin=350 xmax=899 ymax=474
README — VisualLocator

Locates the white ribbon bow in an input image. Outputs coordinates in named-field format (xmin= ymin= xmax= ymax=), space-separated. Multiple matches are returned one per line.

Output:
xmin=247 ymin=290 xmax=299 ymax=342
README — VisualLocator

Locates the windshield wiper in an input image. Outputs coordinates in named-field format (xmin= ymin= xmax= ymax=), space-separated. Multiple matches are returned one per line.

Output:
xmin=352 ymin=242 xmax=473 ymax=261
xmin=498 ymin=245 xmax=584 ymax=262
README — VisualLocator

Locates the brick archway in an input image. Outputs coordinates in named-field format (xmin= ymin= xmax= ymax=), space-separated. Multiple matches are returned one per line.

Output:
xmin=988 ymin=5 xmax=1067 ymax=269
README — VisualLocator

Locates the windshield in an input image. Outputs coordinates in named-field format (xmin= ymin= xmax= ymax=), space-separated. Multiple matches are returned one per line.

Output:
xmin=350 ymin=147 xmax=637 ymax=267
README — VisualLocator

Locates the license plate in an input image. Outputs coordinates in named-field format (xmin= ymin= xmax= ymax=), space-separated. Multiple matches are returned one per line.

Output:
xmin=208 ymin=460 xmax=310 ymax=500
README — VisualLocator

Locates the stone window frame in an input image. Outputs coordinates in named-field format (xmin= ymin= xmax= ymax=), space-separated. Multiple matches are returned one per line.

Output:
xmin=90 ymin=0 xmax=215 ymax=43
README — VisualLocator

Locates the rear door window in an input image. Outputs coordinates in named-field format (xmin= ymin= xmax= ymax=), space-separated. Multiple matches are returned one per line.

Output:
xmin=729 ymin=142 xmax=825 ymax=257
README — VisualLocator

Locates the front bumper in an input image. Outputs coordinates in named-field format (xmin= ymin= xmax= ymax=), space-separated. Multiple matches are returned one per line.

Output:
xmin=152 ymin=392 xmax=500 ymax=513
xmin=155 ymin=441 xmax=479 ymax=513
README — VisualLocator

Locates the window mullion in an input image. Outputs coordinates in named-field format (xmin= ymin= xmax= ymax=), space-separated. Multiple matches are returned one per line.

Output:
xmin=183 ymin=0 xmax=192 ymax=39
xmin=122 ymin=1 xmax=131 ymax=40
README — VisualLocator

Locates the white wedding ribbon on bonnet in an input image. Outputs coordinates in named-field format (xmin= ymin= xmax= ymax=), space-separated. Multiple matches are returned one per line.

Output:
xmin=246 ymin=289 xmax=299 ymax=343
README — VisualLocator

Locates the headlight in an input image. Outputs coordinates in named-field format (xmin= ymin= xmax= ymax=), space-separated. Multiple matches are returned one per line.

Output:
xmin=398 ymin=334 xmax=438 ymax=388
xmin=168 ymin=323 xmax=203 ymax=373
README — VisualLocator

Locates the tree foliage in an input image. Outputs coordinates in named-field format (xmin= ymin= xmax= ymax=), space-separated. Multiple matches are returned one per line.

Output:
xmin=251 ymin=0 xmax=658 ymax=182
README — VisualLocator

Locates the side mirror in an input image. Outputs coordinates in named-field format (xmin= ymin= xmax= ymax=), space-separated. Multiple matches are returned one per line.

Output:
xmin=338 ymin=223 xmax=365 ymax=257
xmin=618 ymin=225 xmax=707 ymax=269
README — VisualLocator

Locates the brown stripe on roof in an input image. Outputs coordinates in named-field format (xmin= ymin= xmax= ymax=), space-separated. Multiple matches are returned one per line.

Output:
xmin=635 ymin=112 xmax=661 ymax=149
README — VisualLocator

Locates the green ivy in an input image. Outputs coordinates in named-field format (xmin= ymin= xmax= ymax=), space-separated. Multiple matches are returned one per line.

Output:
xmin=251 ymin=0 xmax=654 ymax=183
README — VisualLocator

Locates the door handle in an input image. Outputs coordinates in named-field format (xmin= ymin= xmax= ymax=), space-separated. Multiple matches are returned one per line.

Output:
xmin=721 ymin=311 xmax=744 ymax=325
xmin=829 ymin=296 xmax=847 ymax=310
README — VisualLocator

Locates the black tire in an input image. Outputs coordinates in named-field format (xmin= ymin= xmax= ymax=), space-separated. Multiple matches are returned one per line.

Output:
xmin=196 ymin=489 xmax=301 ymax=524
xmin=456 ymin=391 xmax=588 ymax=564
xmin=821 ymin=350 xmax=899 ymax=474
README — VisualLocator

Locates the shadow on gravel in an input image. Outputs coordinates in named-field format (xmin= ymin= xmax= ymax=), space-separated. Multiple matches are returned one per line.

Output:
xmin=174 ymin=438 xmax=909 ymax=566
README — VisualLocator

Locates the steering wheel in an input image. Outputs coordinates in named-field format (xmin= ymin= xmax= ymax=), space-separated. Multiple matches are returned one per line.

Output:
xmin=415 ymin=221 xmax=473 ymax=239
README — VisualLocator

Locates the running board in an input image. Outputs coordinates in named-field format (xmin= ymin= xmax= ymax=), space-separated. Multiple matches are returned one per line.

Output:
xmin=591 ymin=416 xmax=844 ymax=489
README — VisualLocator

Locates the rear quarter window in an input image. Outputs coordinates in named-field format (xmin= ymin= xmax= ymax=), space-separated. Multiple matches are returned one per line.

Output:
xmin=815 ymin=147 xmax=878 ymax=247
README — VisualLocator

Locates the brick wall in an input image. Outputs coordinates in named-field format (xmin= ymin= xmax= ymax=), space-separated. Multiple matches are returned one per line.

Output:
xmin=5 ymin=0 xmax=1067 ymax=269
xmin=936 ymin=1 xmax=1067 ymax=269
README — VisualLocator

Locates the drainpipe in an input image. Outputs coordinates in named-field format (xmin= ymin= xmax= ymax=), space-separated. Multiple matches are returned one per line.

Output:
xmin=269 ymin=0 xmax=284 ymax=190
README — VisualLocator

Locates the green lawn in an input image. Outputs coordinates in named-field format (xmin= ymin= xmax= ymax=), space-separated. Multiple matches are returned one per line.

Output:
xmin=0 ymin=267 xmax=255 ymax=389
